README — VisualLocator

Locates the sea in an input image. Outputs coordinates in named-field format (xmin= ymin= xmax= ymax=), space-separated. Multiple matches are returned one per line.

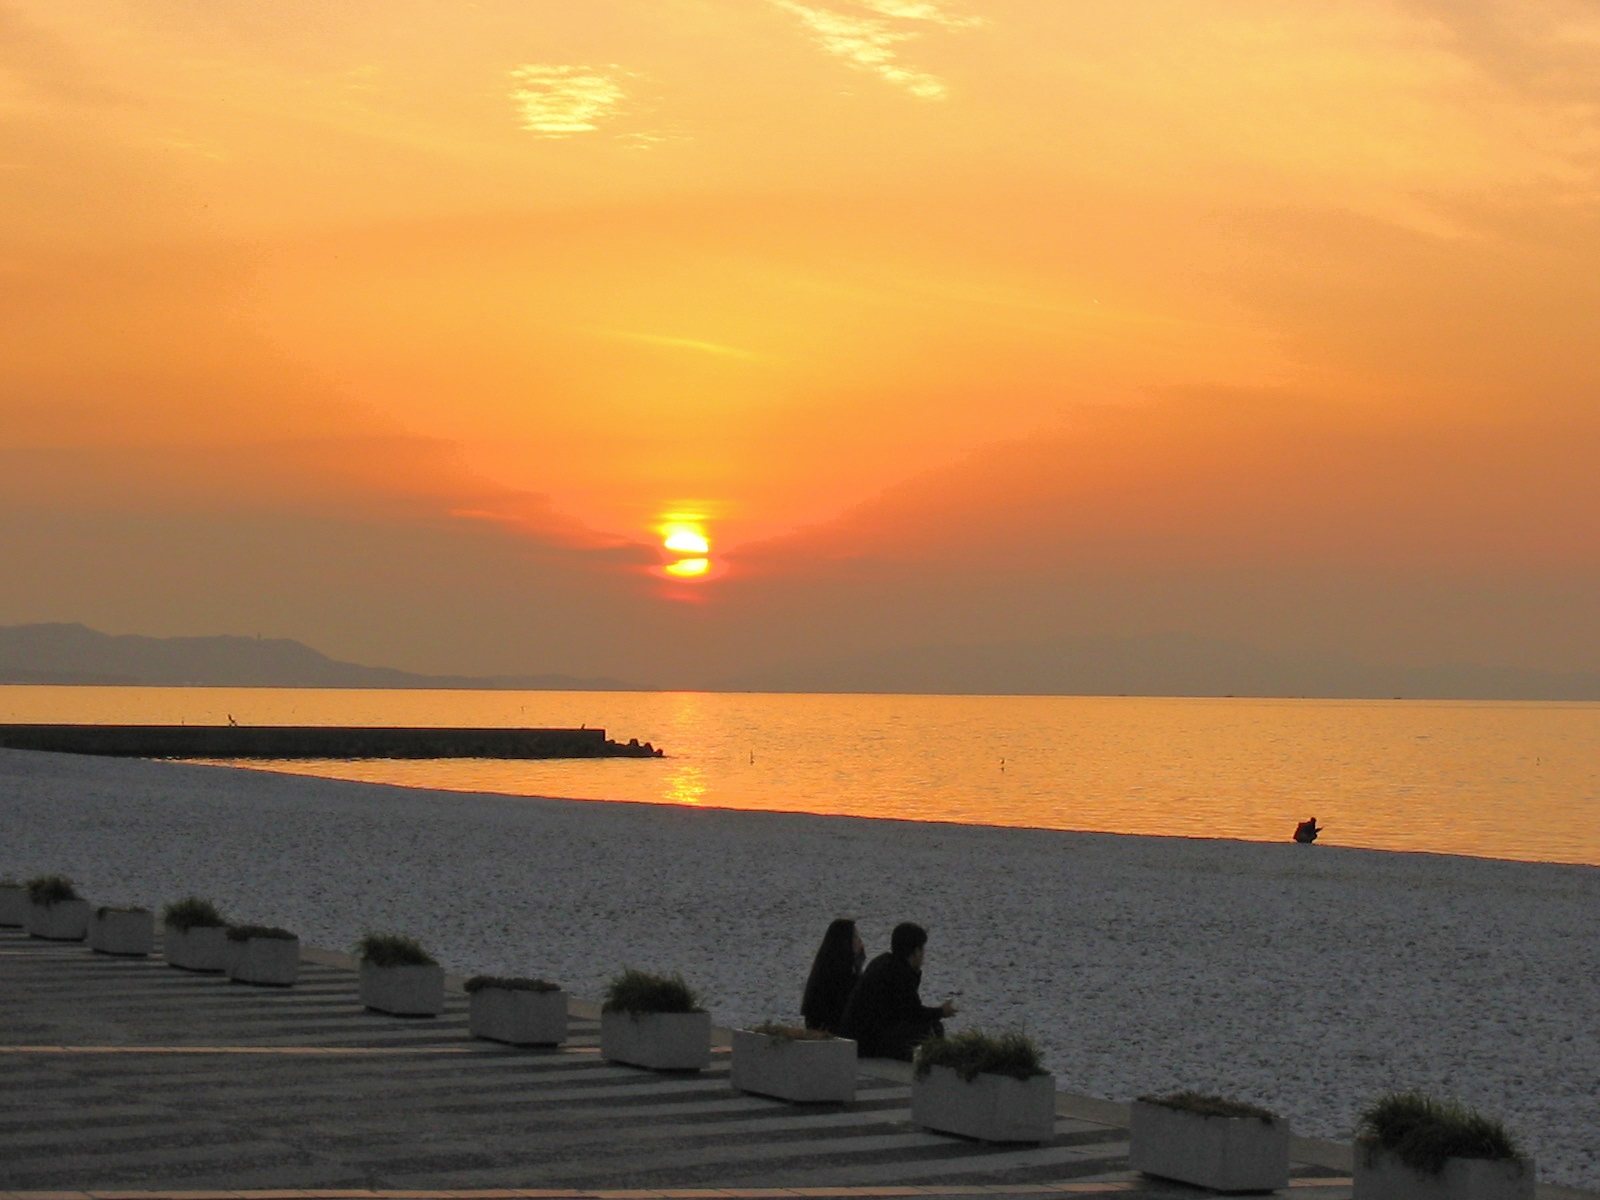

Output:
xmin=3 ymin=686 xmax=1597 ymax=867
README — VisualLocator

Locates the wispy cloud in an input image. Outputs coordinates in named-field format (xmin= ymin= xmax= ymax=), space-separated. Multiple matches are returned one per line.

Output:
xmin=592 ymin=328 xmax=760 ymax=361
xmin=856 ymin=0 xmax=979 ymax=27
xmin=508 ymin=64 xmax=631 ymax=137
xmin=769 ymin=0 xmax=982 ymax=99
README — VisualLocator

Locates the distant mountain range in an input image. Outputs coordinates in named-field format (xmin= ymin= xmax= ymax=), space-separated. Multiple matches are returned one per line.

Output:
xmin=716 ymin=632 xmax=1600 ymax=702
xmin=3 ymin=622 xmax=1595 ymax=700
xmin=0 ymin=623 xmax=631 ymax=690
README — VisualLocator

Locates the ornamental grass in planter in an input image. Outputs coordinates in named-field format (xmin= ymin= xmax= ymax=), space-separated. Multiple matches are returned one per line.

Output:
xmin=731 ymin=1022 xmax=857 ymax=1103
xmin=89 ymin=905 xmax=156 ymax=956
xmin=162 ymin=896 xmax=231 ymax=972
xmin=225 ymin=923 xmax=300 ymax=987
xmin=1354 ymin=1091 xmax=1534 ymax=1200
xmin=24 ymin=875 xmax=91 ymax=941
xmin=911 ymin=1030 xmax=1056 ymax=1143
xmin=1129 ymin=1091 xmax=1289 ymax=1193
xmin=599 ymin=969 xmax=711 ymax=1071
xmin=466 ymin=975 xmax=567 ymax=1045
xmin=0 ymin=877 xmax=27 ymax=927
xmin=356 ymin=933 xmax=445 ymax=1016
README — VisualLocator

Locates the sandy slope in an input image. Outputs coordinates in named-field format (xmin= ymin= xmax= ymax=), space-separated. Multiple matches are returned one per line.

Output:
xmin=4 ymin=748 xmax=1596 ymax=1189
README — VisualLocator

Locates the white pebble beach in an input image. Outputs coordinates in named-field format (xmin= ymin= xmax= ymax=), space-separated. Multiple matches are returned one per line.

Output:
xmin=4 ymin=747 xmax=1597 ymax=1190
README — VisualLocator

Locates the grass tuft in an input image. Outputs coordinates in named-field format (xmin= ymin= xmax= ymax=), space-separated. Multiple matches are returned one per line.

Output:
xmin=355 ymin=932 xmax=436 ymax=967
xmin=601 ymin=968 xmax=703 ymax=1014
xmin=1139 ymin=1091 xmax=1278 ymax=1122
xmin=464 ymin=975 xmax=562 ymax=993
xmin=226 ymin=923 xmax=297 ymax=942
xmin=1356 ymin=1091 xmax=1523 ymax=1176
xmin=914 ymin=1029 xmax=1046 ymax=1082
xmin=162 ymin=896 xmax=227 ymax=930
xmin=26 ymin=875 xmax=79 ymax=905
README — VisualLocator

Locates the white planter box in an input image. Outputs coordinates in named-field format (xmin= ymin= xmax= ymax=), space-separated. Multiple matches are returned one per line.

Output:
xmin=89 ymin=908 xmax=155 ymax=956
xmin=1355 ymin=1145 xmax=1536 ymax=1200
xmin=731 ymin=1029 xmax=858 ymax=1103
xmin=0 ymin=884 xmax=27 ymax=927
xmin=911 ymin=1064 xmax=1057 ymax=1143
xmin=1129 ymin=1099 xmax=1290 ymax=1192
xmin=227 ymin=935 xmax=299 ymax=986
xmin=164 ymin=923 xmax=231 ymax=972
xmin=359 ymin=962 xmax=445 ymax=1016
xmin=26 ymin=898 xmax=91 ymax=941
xmin=470 ymin=986 xmax=568 ymax=1045
xmin=600 ymin=1010 xmax=712 ymax=1071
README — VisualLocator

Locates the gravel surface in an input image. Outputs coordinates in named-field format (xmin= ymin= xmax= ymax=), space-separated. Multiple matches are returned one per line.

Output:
xmin=4 ymin=747 xmax=1596 ymax=1189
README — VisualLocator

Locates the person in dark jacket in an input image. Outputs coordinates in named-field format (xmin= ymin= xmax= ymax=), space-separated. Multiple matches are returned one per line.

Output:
xmin=837 ymin=921 xmax=958 ymax=1060
xmin=801 ymin=917 xmax=866 ymax=1033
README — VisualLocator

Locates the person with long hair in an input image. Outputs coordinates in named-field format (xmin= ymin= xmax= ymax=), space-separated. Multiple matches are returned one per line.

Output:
xmin=801 ymin=917 xmax=865 ymax=1034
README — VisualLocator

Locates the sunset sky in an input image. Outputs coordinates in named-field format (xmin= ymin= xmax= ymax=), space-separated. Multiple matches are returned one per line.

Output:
xmin=3 ymin=0 xmax=1597 ymax=689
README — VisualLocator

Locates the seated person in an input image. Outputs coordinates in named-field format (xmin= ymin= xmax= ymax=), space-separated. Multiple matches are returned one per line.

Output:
xmin=801 ymin=917 xmax=865 ymax=1034
xmin=837 ymin=921 xmax=957 ymax=1060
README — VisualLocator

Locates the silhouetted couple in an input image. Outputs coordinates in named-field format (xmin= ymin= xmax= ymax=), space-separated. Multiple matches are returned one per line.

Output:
xmin=802 ymin=918 xmax=958 ymax=1060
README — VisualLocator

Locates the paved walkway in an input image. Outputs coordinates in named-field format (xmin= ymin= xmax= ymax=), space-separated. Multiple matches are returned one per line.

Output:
xmin=0 ymin=928 xmax=1569 ymax=1200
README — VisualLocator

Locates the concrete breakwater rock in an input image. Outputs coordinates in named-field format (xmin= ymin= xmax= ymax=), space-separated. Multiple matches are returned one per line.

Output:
xmin=0 ymin=723 xmax=664 ymax=759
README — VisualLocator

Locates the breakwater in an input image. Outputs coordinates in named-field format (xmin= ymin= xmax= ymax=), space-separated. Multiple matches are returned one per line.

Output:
xmin=0 ymin=723 xmax=663 ymax=759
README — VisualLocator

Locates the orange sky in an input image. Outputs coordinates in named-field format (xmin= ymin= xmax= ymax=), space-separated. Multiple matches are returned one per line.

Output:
xmin=2 ymin=0 xmax=1597 ymax=689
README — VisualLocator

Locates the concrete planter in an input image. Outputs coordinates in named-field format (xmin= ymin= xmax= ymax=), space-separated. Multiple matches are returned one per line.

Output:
xmin=600 ymin=1010 xmax=712 ymax=1071
xmin=1355 ymin=1145 xmax=1535 ymax=1200
xmin=227 ymin=934 xmax=299 ymax=986
xmin=359 ymin=962 xmax=445 ymax=1016
xmin=0 ymin=883 xmax=27 ymax=927
xmin=1129 ymin=1099 xmax=1290 ymax=1192
xmin=911 ymin=1064 xmax=1057 ymax=1143
xmin=164 ymin=923 xmax=231 ymax=972
xmin=26 ymin=898 xmax=91 ymax=941
xmin=731 ymin=1029 xmax=858 ymax=1103
xmin=469 ymin=986 xmax=568 ymax=1045
xmin=89 ymin=908 xmax=156 ymax=956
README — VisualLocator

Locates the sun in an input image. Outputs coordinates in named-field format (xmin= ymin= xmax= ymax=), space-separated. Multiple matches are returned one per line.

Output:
xmin=658 ymin=514 xmax=714 ymax=581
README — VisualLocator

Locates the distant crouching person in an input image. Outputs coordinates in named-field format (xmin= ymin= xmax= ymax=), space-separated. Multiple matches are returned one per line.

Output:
xmin=801 ymin=917 xmax=866 ymax=1034
xmin=837 ymin=921 xmax=957 ymax=1060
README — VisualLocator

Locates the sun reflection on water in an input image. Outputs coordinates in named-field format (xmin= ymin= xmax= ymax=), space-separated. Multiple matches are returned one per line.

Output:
xmin=663 ymin=760 xmax=707 ymax=806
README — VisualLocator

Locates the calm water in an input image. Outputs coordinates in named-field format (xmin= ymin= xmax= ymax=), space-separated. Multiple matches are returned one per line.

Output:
xmin=4 ymin=686 xmax=1597 ymax=866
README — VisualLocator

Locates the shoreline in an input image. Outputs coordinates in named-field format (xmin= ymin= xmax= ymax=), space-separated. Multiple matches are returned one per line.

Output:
xmin=3 ymin=747 xmax=1597 ymax=1190
xmin=217 ymin=756 xmax=1600 ymax=870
